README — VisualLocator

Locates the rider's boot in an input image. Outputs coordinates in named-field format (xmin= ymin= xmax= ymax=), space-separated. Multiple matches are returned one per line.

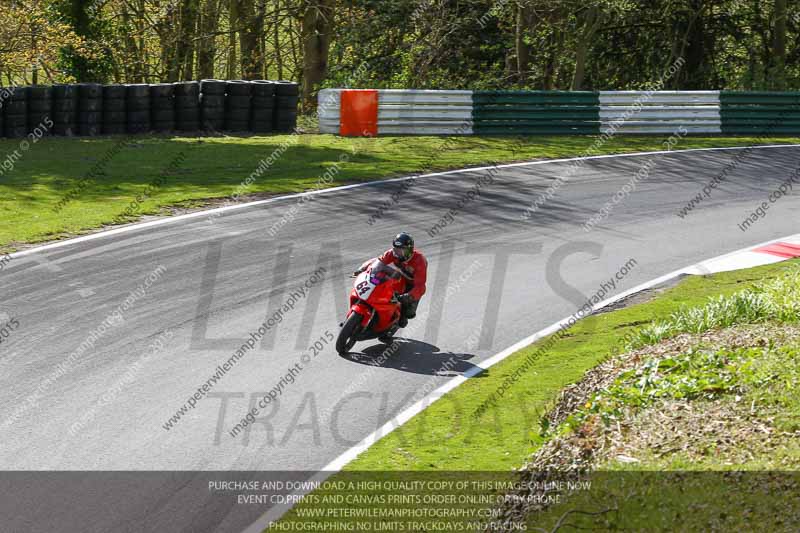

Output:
xmin=379 ymin=324 xmax=399 ymax=343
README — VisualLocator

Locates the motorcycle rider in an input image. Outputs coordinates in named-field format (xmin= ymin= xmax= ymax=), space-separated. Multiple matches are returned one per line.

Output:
xmin=354 ymin=232 xmax=428 ymax=329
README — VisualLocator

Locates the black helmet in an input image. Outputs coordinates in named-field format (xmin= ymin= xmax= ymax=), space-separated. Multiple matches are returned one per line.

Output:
xmin=392 ymin=232 xmax=414 ymax=262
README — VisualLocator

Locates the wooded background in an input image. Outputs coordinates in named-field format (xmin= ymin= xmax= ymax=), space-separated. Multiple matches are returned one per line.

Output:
xmin=1 ymin=0 xmax=798 ymax=110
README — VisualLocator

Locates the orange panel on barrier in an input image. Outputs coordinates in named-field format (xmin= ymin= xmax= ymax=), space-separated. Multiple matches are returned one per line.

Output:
xmin=340 ymin=89 xmax=378 ymax=137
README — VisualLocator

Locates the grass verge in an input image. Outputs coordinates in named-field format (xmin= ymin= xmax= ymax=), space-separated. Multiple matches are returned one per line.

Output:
xmin=505 ymin=268 xmax=800 ymax=530
xmin=273 ymin=259 xmax=800 ymax=530
xmin=339 ymin=260 xmax=800 ymax=472
xmin=2 ymin=134 xmax=799 ymax=252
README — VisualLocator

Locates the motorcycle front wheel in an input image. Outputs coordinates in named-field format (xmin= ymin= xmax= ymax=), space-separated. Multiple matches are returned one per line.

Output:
xmin=336 ymin=312 xmax=362 ymax=354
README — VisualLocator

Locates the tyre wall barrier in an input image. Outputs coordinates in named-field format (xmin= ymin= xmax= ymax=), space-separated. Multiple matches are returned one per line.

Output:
xmin=175 ymin=81 xmax=201 ymax=132
xmin=0 ymin=80 xmax=298 ymax=138
xmin=78 ymin=83 xmax=103 ymax=136
xmin=126 ymin=84 xmax=151 ymax=134
xmin=28 ymin=86 xmax=53 ymax=136
xmin=150 ymin=83 xmax=175 ymax=132
xmin=250 ymin=80 xmax=275 ymax=133
xmin=225 ymin=80 xmax=251 ymax=132
xmin=320 ymin=89 xmax=800 ymax=136
xmin=53 ymin=84 xmax=79 ymax=136
xmin=102 ymin=84 xmax=126 ymax=135
xmin=274 ymin=81 xmax=299 ymax=133
xmin=200 ymin=79 xmax=224 ymax=132
xmin=2 ymin=86 xmax=28 ymax=138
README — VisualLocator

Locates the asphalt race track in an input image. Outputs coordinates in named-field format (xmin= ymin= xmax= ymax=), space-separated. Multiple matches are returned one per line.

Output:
xmin=2 ymin=145 xmax=799 ymax=532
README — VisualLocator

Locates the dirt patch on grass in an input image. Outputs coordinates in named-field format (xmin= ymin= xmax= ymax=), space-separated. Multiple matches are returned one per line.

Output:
xmin=543 ymin=324 xmax=800 ymax=430
xmin=613 ymin=396 xmax=800 ymax=468
xmin=493 ymin=323 xmax=800 ymax=524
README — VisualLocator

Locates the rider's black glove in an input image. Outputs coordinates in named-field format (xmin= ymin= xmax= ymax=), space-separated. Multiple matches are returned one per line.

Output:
xmin=397 ymin=293 xmax=412 ymax=304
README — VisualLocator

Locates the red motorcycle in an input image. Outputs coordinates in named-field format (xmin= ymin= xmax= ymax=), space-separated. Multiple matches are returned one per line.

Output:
xmin=336 ymin=260 xmax=410 ymax=354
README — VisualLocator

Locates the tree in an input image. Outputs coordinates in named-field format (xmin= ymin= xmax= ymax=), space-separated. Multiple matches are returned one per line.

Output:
xmin=238 ymin=0 xmax=266 ymax=79
xmin=197 ymin=0 xmax=221 ymax=78
xmin=55 ymin=0 xmax=112 ymax=82
xmin=571 ymin=4 xmax=601 ymax=90
xmin=515 ymin=2 xmax=533 ymax=84
xmin=301 ymin=0 xmax=334 ymax=108
xmin=0 ymin=0 xmax=87 ymax=84
xmin=771 ymin=0 xmax=787 ymax=88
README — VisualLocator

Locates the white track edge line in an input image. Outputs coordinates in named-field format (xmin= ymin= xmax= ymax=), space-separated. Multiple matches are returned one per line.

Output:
xmin=243 ymin=231 xmax=800 ymax=532
xmin=9 ymin=143 xmax=800 ymax=260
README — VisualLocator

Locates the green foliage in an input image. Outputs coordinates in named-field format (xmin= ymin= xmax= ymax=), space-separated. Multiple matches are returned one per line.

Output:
xmin=748 ymin=343 xmax=800 ymax=431
xmin=326 ymin=0 xmax=800 ymax=91
xmin=630 ymin=268 xmax=800 ymax=348
xmin=51 ymin=0 xmax=114 ymax=82
xmin=2 ymin=0 xmax=798 ymax=89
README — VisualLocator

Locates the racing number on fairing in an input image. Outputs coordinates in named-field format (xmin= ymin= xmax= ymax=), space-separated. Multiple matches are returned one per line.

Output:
xmin=356 ymin=281 xmax=371 ymax=296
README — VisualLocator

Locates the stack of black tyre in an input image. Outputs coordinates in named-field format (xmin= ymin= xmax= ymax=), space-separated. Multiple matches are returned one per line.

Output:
xmin=150 ymin=84 xmax=175 ymax=132
xmin=126 ymin=84 xmax=151 ymax=134
xmin=273 ymin=81 xmax=299 ymax=132
xmin=3 ymin=86 xmax=28 ymax=138
xmin=174 ymin=81 xmax=200 ymax=132
xmin=199 ymin=79 xmax=225 ymax=131
xmin=102 ymin=84 xmax=127 ymax=135
xmin=78 ymin=84 xmax=103 ymax=136
xmin=27 ymin=86 xmax=53 ymax=135
xmin=225 ymin=80 xmax=251 ymax=132
xmin=53 ymin=85 xmax=79 ymax=136
xmin=250 ymin=80 xmax=275 ymax=133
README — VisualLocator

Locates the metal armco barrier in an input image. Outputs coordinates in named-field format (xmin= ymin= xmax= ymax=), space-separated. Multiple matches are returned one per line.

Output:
xmin=0 ymin=80 xmax=298 ymax=138
xmin=321 ymin=89 xmax=800 ymax=136
xmin=319 ymin=89 xmax=473 ymax=135
xmin=599 ymin=90 xmax=720 ymax=134
xmin=474 ymin=90 xmax=599 ymax=135
xmin=720 ymin=91 xmax=800 ymax=134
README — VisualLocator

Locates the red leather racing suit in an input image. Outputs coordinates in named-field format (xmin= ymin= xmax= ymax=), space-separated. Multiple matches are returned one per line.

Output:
xmin=360 ymin=249 xmax=428 ymax=302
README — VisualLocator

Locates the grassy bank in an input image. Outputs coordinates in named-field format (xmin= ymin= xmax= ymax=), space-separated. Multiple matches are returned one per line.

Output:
xmin=274 ymin=259 xmax=800 ymax=530
xmin=338 ymin=260 xmax=800 ymax=472
xmin=514 ymin=268 xmax=800 ymax=530
xmin=2 ymin=134 xmax=799 ymax=252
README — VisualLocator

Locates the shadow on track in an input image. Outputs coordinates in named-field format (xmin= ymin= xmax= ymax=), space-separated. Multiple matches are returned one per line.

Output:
xmin=338 ymin=339 xmax=486 ymax=377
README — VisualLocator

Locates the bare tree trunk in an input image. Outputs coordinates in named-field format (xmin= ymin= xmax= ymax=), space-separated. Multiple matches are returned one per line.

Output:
xmin=178 ymin=0 xmax=200 ymax=80
xmin=137 ymin=0 xmax=148 ymax=81
xmin=290 ymin=9 xmax=302 ymax=80
xmin=274 ymin=0 xmax=284 ymax=79
xmin=238 ymin=0 xmax=265 ymax=78
xmin=30 ymin=15 xmax=38 ymax=84
xmin=515 ymin=3 xmax=532 ymax=84
xmin=227 ymin=0 xmax=238 ymax=78
xmin=571 ymin=5 xmax=600 ymax=90
xmin=255 ymin=0 xmax=268 ymax=78
xmin=301 ymin=0 xmax=335 ymax=109
xmin=542 ymin=32 xmax=557 ymax=89
xmin=198 ymin=0 xmax=220 ymax=78
xmin=161 ymin=0 xmax=186 ymax=81
xmin=772 ymin=0 xmax=787 ymax=89
xmin=121 ymin=2 xmax=142 ymax=82
xmin=681 ymin=0 xmax=708 ymax=89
